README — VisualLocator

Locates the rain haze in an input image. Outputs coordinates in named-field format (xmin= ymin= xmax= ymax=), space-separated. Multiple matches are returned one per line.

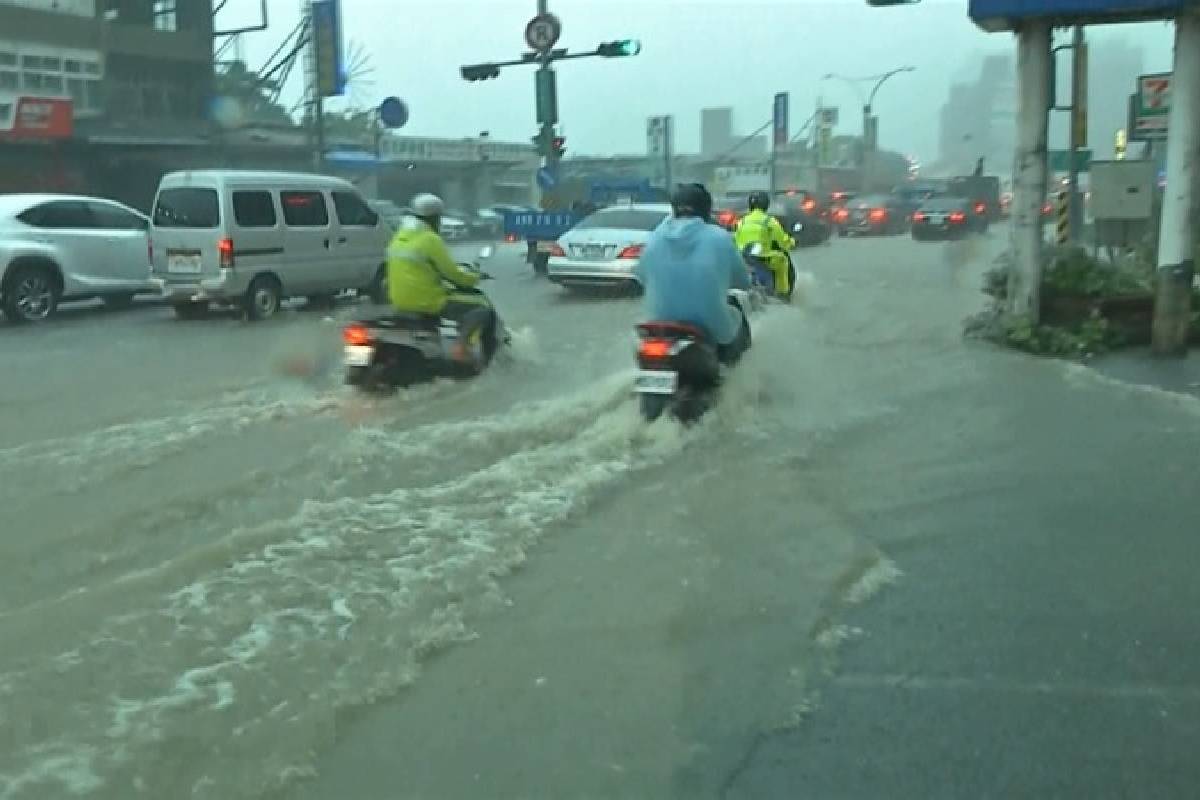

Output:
xmin=2 ymin=1 xmax=1199 ymax=799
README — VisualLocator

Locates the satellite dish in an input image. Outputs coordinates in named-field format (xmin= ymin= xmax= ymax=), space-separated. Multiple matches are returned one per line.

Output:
xmin=379 ymin=97 xmax=408 ymax=129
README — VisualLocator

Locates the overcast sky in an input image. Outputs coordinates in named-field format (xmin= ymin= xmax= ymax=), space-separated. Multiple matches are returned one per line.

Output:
xmin=217 ymin=0 xmax=1175 ymax=162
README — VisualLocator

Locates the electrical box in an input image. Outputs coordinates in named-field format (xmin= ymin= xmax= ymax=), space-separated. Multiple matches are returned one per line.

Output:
xmin=1089 ymin=159 xmax=1155 ymax=220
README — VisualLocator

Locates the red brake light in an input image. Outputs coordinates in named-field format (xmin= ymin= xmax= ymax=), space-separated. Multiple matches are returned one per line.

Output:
xmin=504 ymin=233 xmax=518 ymax=242
xmin=342 ymin=323 xmax=372 ymax=347
xmin=869 ymin=208 xmax=887 ymax=221
xmin=949 ymin=211 xmax=966 ymax=223
xmin=974 ymin=202 xmax=986 ymax=214
xmin=1042 ymin=202 xmax=1053 ymax=214
xmin=834 ymin=209 xmax=848 ymax=221
xmin=639 ymin=338 xmax=672 ymax=359
xmin=617 ymin=244 xmax=644 ymax=259
xmin=913 ymin=212 xmax=926 ymax=222
xmin=548 ymin=242 xmax=566 ymax=257
xmin=786 ymin=189 xmax=797 ymax=196
xmin=802 ymin=199 xmax=816 ymax=211
xmin=218 ymin=237 xmax=235 ymax=269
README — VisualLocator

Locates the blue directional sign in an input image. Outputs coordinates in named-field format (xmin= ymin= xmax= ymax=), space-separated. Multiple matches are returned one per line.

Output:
xmin=970 ymin=0 xmax=1196 ymax=31
xmin=536 ymin=165 xmax=558 ymax=190
xmin=502 ymin=211 xmax=582 ymax=240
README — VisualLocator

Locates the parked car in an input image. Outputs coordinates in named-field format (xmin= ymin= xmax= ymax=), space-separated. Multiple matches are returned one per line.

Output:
xmin=911 ymin=196 xmax=987 ymax=241
xmin=841 ymin=194 xmax=909 ymax=236
xmin=441 ymin=213 xmax=469 ymax=240
xmin=0 ymin=193 xmax=156 ymax=323
xmin=368 ymin=199 xmax=406 ymax=231
xmin=713 ymin=196 xmax=751 ymax=231
xmin=150 ymin=170 xmax=392 ymax=320
xmin=546 ymin=203 xmax=671 ymax=291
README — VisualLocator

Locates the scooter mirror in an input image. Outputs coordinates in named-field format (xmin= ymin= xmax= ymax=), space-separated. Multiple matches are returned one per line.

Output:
xmin=479 ymin=245 xmax=494 ymax=260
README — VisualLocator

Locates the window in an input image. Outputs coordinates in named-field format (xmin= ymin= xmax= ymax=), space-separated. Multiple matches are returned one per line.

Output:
xmin=0 ymin=53 xmax=16 ymax=67
xmin=21 ymin=55 xmax=41 ymax=70
xmin=0 ymin=72 xmax=16 ymax=90
xmin=574 ymin=208 xmax=668 ymax=232
xmin=0 ymin=103 xmax=12 ymax=125
xmin=41 ymin=74 xmax=63 ymax=92
xmin=153 ymin=188 xmax=220 ymax=229
xmin=67 ymin=78 xmax=86 ymax=106
xmin=332 ymin=191 xmax=378 ymax=227
xmin=89 ymin=202 xmax=147 ymax=231
xmin=152 ymin=0 xmax=177 ymax=31
xmin=41 ymin=57 xmax=61 ymax=71
xmin=232 ymin=191 xmax=277 ymax=228
xmin=64 ymin=59 xmax=81 ymax=74
xmin=83 ymin=61 xmax=100 ymax=76
xmin=19 ymin=201 xmax=94 ymax=229
xmin=23 ymin=73 xmax=44 ymax=90
xmin=280 ymin=191 xmax=329 ymax=227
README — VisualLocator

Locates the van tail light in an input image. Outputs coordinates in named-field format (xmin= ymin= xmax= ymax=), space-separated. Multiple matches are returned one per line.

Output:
xmin=949 ymin=211 xmax=966 ymax=223
xmin=547 ymin=242 xmax=566 ymax=257
xmin=974 ymin=201 xmax=987 ymax=214
xmin=342 ymin=323 xmax=373 ymax=347
xmin=638 ymin=338 xmax=672 ymax=359
xmin=218 ymin=237 xmax=235 ymax=269
xmin=617 ymin=244 xmax=644 ymax=259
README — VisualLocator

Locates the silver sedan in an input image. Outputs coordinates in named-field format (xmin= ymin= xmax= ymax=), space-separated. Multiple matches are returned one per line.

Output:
xmin=547 ymin=203 xmax=671 ymax=291
xmin=0 ymin=194 xmax=154 ymax=323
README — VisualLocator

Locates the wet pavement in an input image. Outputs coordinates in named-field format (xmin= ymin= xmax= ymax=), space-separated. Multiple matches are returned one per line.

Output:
xmin=2 ymin=232 xmax=1196 ymax=799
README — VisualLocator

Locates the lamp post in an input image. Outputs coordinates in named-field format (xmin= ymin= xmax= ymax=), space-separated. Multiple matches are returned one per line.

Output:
xmin=823 ymin=66 xmax=915 ymax=190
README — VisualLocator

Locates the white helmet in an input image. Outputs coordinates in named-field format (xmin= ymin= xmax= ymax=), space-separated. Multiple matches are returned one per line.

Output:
xmin=411 ymin=193 xmax=445 ymax=218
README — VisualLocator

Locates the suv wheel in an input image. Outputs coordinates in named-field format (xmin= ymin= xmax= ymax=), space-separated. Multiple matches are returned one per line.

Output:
xmin=3 ymin=263 xmax=59 ymax=323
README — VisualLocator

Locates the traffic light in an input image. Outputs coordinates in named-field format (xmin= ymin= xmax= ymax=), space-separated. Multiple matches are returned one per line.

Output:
xmin=461 ymin=63 xmax=500 ymax=81
xmin=596 ymin=39 xmax=642 ymax=58
xmin=552 ymin=136 xmax=566 ymax=158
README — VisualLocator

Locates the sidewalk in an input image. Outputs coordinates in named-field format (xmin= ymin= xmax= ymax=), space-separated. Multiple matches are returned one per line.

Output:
xmin=728 ymin=354 xmax=1200 ymax=799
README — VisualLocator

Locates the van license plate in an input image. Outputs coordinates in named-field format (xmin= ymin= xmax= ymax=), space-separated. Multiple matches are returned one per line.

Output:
xmin=168 ymin=254 xmax=202 ymax=274
xmin=634 ymin=369 xmax=678 ymax=395
xmin=344 ymin=345 xmax=374 ymax=367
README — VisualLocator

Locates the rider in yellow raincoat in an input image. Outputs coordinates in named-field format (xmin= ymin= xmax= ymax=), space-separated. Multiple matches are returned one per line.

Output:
xmin=386 ymin=193 xmax=497 ymax=362
xmin=733 ymin=190 xmax=795 ymax=298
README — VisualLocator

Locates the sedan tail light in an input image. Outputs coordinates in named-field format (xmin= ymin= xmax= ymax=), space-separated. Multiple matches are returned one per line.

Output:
xmin=869 ymin=208 xmax=887 ymax=221
xmin=974 ymin=202 xmax=987 ymax=214
xmin=949 ymin=211 xmax=966 ymax=223
xmin=912 ymin=212 xmax=927 ymax=223
xmin=547 ymin=242 xmax=566 ymax=257
xmin=617 ymin=244 xmax=644 ymax=259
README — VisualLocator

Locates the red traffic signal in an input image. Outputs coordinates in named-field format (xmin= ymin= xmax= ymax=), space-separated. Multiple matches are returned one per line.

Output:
xmin=552 ymin=136 xmax=566 ymax=157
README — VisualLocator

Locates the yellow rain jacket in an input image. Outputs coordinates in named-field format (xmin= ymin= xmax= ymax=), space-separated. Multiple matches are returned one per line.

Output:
xmin=386 ymin=217 xmax=480 ymax=314
xmin=733 ymin=208 xmax=795 ymax=296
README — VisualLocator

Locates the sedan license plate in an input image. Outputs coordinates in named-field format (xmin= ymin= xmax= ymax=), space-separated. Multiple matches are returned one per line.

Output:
xmin=344 ymin=345 xmax=374 ymax=367
xmin=634 ymin=369 xmax=678 ymax=395
xmin=167 ymin=253 xmax=202 ymax=274
xmin=582 ymin=244 xmax=606 ymax=260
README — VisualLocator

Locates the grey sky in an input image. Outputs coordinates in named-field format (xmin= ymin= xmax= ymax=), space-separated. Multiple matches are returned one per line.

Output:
xmin=219 ymin=1 xmax=1175 ymax=161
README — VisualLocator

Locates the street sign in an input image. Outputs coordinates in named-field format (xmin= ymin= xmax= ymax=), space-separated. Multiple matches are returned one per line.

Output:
xmin=646 ymin=115 xmax=669 ymax=155
xmin=1049 ymin=149 xmax=1093 ymax=172
xmin=1131 ymin=71 xmax=1170 ymax=140
xmin=524 ymin=13 xmax=562 ymax=53
xmin=818 ymin=106 xmax=838 ymax=128
xmin=773 ymin=92 xmax=789 ymax=149
xmin=970 ymin=0 xmax=1192 ymax=31
xmin=311 ymin=0 xmax=345 ymax=97
xmin=536 ymin=165 xmax=558 ymax=190
xmin=378 ymin=97 xmax=408 ymax=129
xmin=535 ymin=68 xmax=558 ymax=125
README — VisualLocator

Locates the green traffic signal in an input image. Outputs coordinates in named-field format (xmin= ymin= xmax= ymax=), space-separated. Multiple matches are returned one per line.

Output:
xmin=596 ymin=39 xmax=642 ymax=58
xmin=461 ymin=63 xmax=500 ymax=81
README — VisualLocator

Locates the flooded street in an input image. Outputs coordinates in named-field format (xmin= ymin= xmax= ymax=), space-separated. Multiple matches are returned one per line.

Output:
xmin=6 ymin=233 xmax=1194 ymax=799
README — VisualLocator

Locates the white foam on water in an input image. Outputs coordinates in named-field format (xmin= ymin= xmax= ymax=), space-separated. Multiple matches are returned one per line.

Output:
xmin=1062 ymin=361 xmax=1200 ymax=418
xmin=0 ymin=369 xmax=714 ymax=800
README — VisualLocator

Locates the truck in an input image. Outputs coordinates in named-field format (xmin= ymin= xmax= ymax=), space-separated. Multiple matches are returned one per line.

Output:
xmin=946 ymin=175 xmax=1002 ymax=222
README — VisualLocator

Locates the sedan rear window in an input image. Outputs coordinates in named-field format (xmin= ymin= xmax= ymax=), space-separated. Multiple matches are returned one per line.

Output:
xmin=153 ymin=188 xmax=219 ymax=229
xmin=574 ymin=208 xmax=667 ymax=231
xmin=920 ymin=198 xmax=967 ymax=212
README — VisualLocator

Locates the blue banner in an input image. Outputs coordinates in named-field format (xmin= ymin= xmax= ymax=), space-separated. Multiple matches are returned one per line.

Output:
xmin=502 ymin=211 xmax=582 ymax=240
xmin=971 ymin=0 xmax=1192 ymax=23
xmin=312 ymin=0 xmax=345 ymax=97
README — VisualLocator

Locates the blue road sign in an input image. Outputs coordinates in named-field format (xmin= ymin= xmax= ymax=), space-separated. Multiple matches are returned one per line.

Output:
xmin=773 ymin=92 xmax=789 ymax=149
xmin=536 ymin=166 xmax=558 ymax=190
xmin=378 ymin=97 xmax=408 ymax=129
xmin=970 ymin=0 xmax=1195 ymax=30
xmin=503 ymin=211 xmax=581 ymax=240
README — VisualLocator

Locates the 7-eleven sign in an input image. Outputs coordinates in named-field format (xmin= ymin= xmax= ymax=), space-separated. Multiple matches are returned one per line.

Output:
xmin=1132 ymin=72 xmax=1171 ymax=140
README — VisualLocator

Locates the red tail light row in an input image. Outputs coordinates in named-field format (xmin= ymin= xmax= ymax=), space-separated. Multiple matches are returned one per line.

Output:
xmin=342 ymin=323 xmax=372 ymax=346
xmin=638 ymin=338 xmax=672 ymax=359
xmin=218 ymin=237 xmax=235 ymax=269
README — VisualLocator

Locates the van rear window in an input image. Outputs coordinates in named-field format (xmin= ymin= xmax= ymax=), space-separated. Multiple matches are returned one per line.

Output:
xmin=153 ymin=188 xmax=220 ymax=229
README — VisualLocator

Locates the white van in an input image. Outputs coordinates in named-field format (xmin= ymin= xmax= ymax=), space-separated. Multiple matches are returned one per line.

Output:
xmin=149 ymin=170 xmax=392 ymax=320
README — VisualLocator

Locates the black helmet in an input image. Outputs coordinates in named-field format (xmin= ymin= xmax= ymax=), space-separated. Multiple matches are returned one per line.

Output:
xmin=748 ymin=190 xmax=770 ymax=211
xmin=671 ymin=182 xmax=713 ymax=221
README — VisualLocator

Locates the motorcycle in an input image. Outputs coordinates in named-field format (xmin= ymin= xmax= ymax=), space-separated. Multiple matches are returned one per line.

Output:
xmin=741 ymin=242 xmax=795 ymax=306
xmin=342 ymin=246 xmax=511 ymax=392
xmin=632 ymin=288 xmax=753 ymax=424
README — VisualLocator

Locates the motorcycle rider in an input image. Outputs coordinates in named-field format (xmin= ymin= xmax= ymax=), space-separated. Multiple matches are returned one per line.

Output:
xmin=386 ymin=193 xmax=499 ymax=364
xmin=734 ymin=190 xmax=795 ymax=299
xmin=634 ymin=182 xmax=751 ymax=364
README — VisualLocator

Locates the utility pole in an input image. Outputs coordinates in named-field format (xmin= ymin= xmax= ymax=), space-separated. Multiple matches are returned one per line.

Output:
xmin=663 ymin=115 xmax=673 ymax=193
xmin=1151 ymin=11 xmax=1200 ymax=355
xmin=1067 ymin=25 xmax=1088 ymax=245
xmin=1009 ymin=21 xmax=1052 ymax=321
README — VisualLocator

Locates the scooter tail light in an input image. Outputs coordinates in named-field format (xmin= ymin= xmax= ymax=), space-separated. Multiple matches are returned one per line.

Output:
xmin=638 ymin=338 xmax=672 ymax=359
xmin=343 ymin=323 xmax=373 ymax=346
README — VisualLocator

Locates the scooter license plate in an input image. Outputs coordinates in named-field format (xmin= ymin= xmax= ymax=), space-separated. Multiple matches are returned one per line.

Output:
xmin=344 ymin=345 xmax=374 ymax=367
xmin=634 ymin=369 xmax=678 ymax=395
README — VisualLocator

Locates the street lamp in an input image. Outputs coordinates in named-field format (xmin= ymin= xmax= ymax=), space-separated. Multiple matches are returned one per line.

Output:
xmin=823 ymin=67 xmax=915 ymax=189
